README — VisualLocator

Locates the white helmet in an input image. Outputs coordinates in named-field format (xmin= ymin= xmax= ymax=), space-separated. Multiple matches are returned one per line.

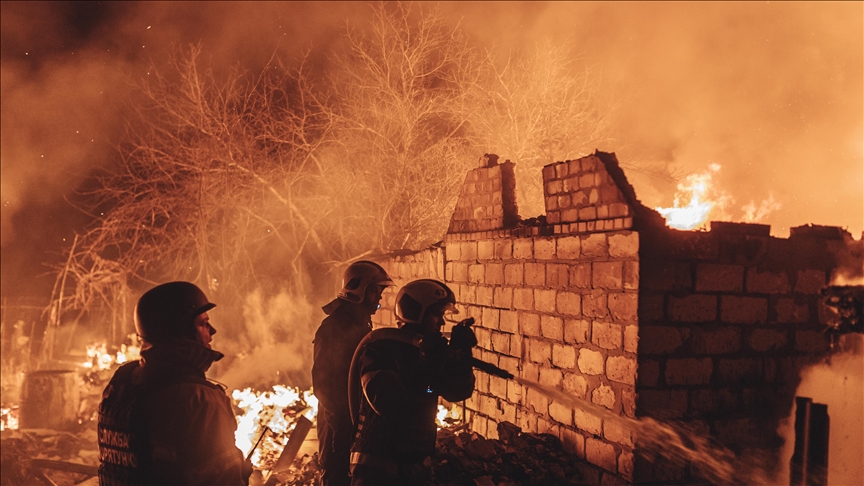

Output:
xmin=338 ymin=260 xmax=394 ymax=304
xmin=394 ymin=279 xmax=458 ymax=325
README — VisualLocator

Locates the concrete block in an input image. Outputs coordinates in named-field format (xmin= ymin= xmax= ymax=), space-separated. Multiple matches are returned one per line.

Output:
xmin=534 ymin=289 xmax=557 ymax=313
xmin=721 ymin=296 xmax=767 ymax=324
xmin=774 ymin=297 xmax=809 ymax=323
xmin=608 ymin=233 xmax=639 ymax=258
xmin=446 ymin=243 xmax=460 ymax=262
xmin=495 ymin=239 xmax=512 ymax=260
xmin=668 ymin=294 xmax=717 ymax=322
xmin=623 ymin=325 xmax=638 ymax=353
xmin=541 ymin=315 xmax=564 ymax=340
xmin=586 ymin=438 xmax=617 ymax=472
xmin=563 ymin=372 xmax=589 ymax=398
xmin=636 ymin=389 xmax=687 ymax=418
xmin=561 ymin=428 xmax=585 ymax=458
xmin=535 ymin=238 xmax=556 ymax=260
xmin=513 ymin=239 xmax=533 ymax=259
xmin=557 ymin=236 xmax=581 ymax=259
xmin=526 ymin=386 xmax=549 ymax=414
xmin=461 ymin=241 xmax=477 ymax=261
xmin=607 ymin=293 xmax=637 ymax=321
xmin=521 ymin=312 xmax=541 ymax=337
xmin=565 ymin=319 xmax=590 ymax=344
xmin=552 ymin=343 xmax=577 ymax=368
xmin=539 ymin=367 xmax=563 ymax=388
xmin=578 ymin=348 xmax=604 ymax=375
xmin=795 ymin=330 xmax=828 ymax=352
xmin=717 ymin=358 xmax=762 ymax=385
xmin=477 ymin=240 xmax=495 ymax=260
xmin=570 ymin=263 xmax=592 ymax=289
xmin=582 ymin=233 xmax=609 ymax=258
xmin=513 ymin=288 xmax=534 ymax=310
xmin=623 ymin=261 xmax=639 ymax=290
xmin=604 ymin=420 xmax=634 ymax=448
xmin=592 ymin=321 xmax=623 ymax=350
xmin=491 ymin=331 xmax=510 ymax=354
xmin=485 ymin=263 xmax=504 ymax=285
xmin=528 ymin=338 xmax=552 ymax=363
xmin=618 ymin=450 xmax=634 ymax=481
xmin=637 ymin=359 xmax=660 ymax=386
xmin=557 ymin=291 xmax=581 ymax=316
xmin=795 ymin=269 xmax=826 ymax=294
xmin=665 ymin=358 xmax=713 ymax=385
xmin=525 ymin=262 xmax=546 ymax=286
xmin=638 ymin=294 xmax=664 ymax=322
xmin=546 ymin=263 xmax=570 ymax=288
xmin=746 ymin=268 xmax=791 ymax=294
xmin=469 ymin=264 xmax=485 ymax=283
xmin=583 ymin=290 xmax=609 ymax=318
xmin=549 ymin=400 xmax=574 ymax=426
xmin=593 ymin=261 xmax=624 ymax=290
xmin=606 ymin=356 xmax=636 ymax=385
xmin=476 ymin=285 xmax=493 ymax=306
xmin=748 ymin=328 xmax=788 ymax=352
xmin=504 ymin=263 xmax=523 ymax=286
xmin=499 ymin=310 xmax=518 ymax=333
xmin=691 ymin=326 xmax=742 ymax=354
xmin=575 ymin=409 xmax=603 ymax=436
xmin=493 ymin=286 xmax=513 ymax=309
xmin=452 ymin=262 xmax=469 ymax=282
xmin=695 ymin=264 xmax=744 ymax=292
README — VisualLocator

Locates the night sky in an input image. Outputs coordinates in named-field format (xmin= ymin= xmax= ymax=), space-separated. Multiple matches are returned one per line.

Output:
xmin=2 ymin=1 xmax=862 ymax=298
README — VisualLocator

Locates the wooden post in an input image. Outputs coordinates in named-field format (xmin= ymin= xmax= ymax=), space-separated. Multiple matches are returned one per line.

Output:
xmin=790 ymin=396 xmax=829 ymax=486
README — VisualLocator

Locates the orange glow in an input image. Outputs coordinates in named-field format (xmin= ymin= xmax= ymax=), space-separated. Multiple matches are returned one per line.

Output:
xmin=0 ymin=407 xmax=19 ymax=431
xmin=80 ymin=335 xmax=141 ymax=371
xmin=656 ymin=164 xmax=728 ymax=230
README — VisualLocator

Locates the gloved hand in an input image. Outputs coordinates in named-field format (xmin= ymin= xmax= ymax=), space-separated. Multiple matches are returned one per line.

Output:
xmin=419 ymin=333 xmax=449 ymax=366
xmin=449 ymin=320 xmax=478 ymax=351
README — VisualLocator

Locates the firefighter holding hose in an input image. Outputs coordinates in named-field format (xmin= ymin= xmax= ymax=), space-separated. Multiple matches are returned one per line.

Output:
xmin=348 ymin=279 xmax=477 ymax=485
xmin=97 ymin=281 xmax=252 ymax=485
xmin=312 ymin=261 xmax=395 ymax=486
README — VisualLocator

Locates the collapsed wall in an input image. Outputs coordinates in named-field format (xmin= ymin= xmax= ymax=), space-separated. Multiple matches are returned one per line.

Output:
xmin=370 ymin=151 xmax=860 ymax=484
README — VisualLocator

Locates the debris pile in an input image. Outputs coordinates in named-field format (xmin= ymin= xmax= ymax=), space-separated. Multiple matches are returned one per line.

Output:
xmin=0 ymin=426 xmax=98 ymax=486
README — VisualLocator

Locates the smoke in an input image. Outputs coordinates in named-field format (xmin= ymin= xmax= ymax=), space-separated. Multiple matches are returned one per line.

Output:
xmin=775 ymin=334 xmax=864 ymax=485
xmin=212 ymin=288 xmax=319 ymax=391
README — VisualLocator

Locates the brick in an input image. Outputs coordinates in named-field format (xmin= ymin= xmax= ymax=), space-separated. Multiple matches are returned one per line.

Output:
xmin=475 ymin=327 xmax=492 ymax=349
xmin=565 ymin=319 xmax=590 ymax=344
xmin=637 ymin=359 xmax=660 ymax=386
xmin=665 ymin=358 xmax=713 ymax=385
xmin=469 ymin=264 xmax=485 ymax=283
xmin=513 ymin=239 xmax=533 ymax=259
xmin=637 ymin=389 xmax=687 ymax=417
xmin=542 ymin=164 xmax=556 ymax=181
xmin=638 ymin=294 xmax=664 ymax=322
xmin=795 ymin=330 xmax=828 ymax=352
xmin=534 ymin=289 xmax=557 ymax=313
xmin=539 ymin=367 xmax=563 ymax=388
xmin=795 ymin=269 xmax=826 ymax=294
xmin=491 ymin=331 xmax=510 ymax=354
xmin=623 ymin=261 xmax=639 ymax=290
xmin=504 ymin=263 xmax=523 ymax=286
xmin=493 ymin=286 xmax=512 ymax=308
xmin=525 ymin=263 xmax=546 ymax=286
xmin=477 ymin=240 xmax=495 ymax=260
xmin=546 ymin=263 xmax=569 ymax=288
xmin=586 ymin=438 xmax=617 ymax=472
xmin=607 ymin=293 xmax=637 ymax=321
xmin=641 ymin=260 xmax=692 ymax=291
xmin=495 ymin=239 xmax=512 ymax=259
xmin=608 ymin=232 xmax=639 ymax=258
xmin=540 ymin=315 xmax=564 ymax=340
xmin=528 ymin=339 xmax=552 ymax=363
xmin=607 ymin=356 xmax=636 ymax=385
xmin=563 ymin=372 xmax=589 ymax=398
xmin=592 ymin=385 xmax=616 ymax=409
xmin=451 ymin=262 xmax=469 ymax=282
xmin=489 ymin=375 xmax=508 ymax=400
xmin=623 ymin=325 xmax=638 ymax=353
xmin=774 ymin=298 xmax=809 ymax=323
xmin=485 ymin=263 xmax=504 ymax=285
xmin=717 ymin=358 xmax=762 ymax=385
xmin=549 ymin=400 xmax=573 ymax=426
xmin=593 ymin=262 xmax=623 ymax=290
xmin=476 ymin=286 xmax=493 ymax=306
xmin=526 ymin=387 xmax=549 ymax=414
xmin=722 ymin=296 xmax=767 ymax=324
xmin=521 ymin=313 xmax=540 ymax=336
xmin=691 ymin=389 xmax=738 ymax=414
xmin=445 ymin=243 xmax=461 ymax=261
xmin=461 ymin=241 xmax=477 ymax=261
xmin=582 ymin=234 xmax=608 ymax=258
xmin=496 ymin=310 xmax=516 ymax=334
xmin=691 ymin=326 xmax=742 ymax=354
xmin=695 ymin=264 xmax=744 ymax=292
xmin=746 ymin=268 xmax=791 ymax=294
xmin=604 ymin=420 xmax=634 ymax=448
xmin=638 ymin=325 xmax=688 ymax=354
xmin=583 ymin=291 xmax=609 ymax=318
xmin=552 ymin=343 xmax=577 ymax=368
xmin=556 ymin=292 xmax=581 ymax=316
xmin=578 ymin=349 xmax=604 ymax=375
xmin=575 ymin=409 xmax=603 ymax=435
xmin=561 ymin=428 xmax=585 ymax=458
xmin=557 ymin=236 xmax=581 ymax=259
xmin=592 ymin=321 xmax=623 ymax=350
xmin=618 ymin=450 xmax=634 ymax=481
xmin=570 ymin=263 xmax=592 ymax=288
xmin=460 ymin=285 xmax=477 ymax=304
xmin=535 ymin=238 xmax=556 ymax=259
xmin=668 ymin=294 xmax=716 ymax=322
xmin=513 ymin=288 xmax=534 ymax=310
xmin=748 ymin=328 xmax=788 ymax=352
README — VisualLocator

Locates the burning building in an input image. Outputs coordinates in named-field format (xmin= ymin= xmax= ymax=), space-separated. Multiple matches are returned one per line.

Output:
xmin=370 ymin=151 xmax=863 ymax=484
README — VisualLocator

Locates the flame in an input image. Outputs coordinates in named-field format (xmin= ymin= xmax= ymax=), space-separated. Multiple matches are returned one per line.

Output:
xmin=436 ymin=402 xmax=463 ymax=429
xmin=1 ymin=406 xmax=19 ymax=431
xmin=232 ymin=386 xmax=318 ymax=468
xmin=656 ymin=164 xmax=726 ymax=230
xmin=80 ymin=334 xmax=141 ymax=370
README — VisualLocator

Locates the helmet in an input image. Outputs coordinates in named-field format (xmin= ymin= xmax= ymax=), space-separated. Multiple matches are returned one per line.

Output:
xmin=338 ymin=261 xmax=394 ymax=304
xmin=134 ymin=281 xmax=216 ymax=343
xmin=394 ymin=279 xmax=457 ymax=325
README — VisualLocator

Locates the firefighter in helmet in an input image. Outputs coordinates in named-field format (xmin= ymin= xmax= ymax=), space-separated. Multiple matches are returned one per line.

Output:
xmin=348 ymin=279 xmax=476 ymax=485
xmin=312 ymin=261 xmax=395 ymax=486
xmin=97 ymin=281 xmax=252 ymax=486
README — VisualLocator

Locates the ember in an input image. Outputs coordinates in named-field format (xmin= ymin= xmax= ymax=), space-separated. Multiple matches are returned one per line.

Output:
xmin=655 ymin=164 xmax=729 ymax=230
xmin=1 ymin=406 xmax=19 ymax=431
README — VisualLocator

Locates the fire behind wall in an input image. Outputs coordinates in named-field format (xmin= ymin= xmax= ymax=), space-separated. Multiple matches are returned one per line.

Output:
xmin=371 ymin=151 xmax=863 ymax=484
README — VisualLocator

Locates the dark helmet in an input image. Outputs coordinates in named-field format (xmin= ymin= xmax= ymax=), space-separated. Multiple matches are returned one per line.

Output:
xmin=134 ymin=281 xmax=216 ymax=343
xmin=338 ymin=261 xmax=395 ymax=304
xmin=394 ymin=279 xmax=457 ymax=325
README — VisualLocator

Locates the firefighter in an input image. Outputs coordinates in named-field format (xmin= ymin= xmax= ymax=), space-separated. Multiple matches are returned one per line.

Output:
xmin=348 ymin=279 xmax=476 ymax=486
xmin=97 ymin=281 xmax=252 ymax=486
xmin=312 ymin=261 xmax=395 ymax=486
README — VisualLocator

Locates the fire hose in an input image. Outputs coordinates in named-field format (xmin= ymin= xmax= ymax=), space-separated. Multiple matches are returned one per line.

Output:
xmin=347 ymin=318 xmax=514 ymax=426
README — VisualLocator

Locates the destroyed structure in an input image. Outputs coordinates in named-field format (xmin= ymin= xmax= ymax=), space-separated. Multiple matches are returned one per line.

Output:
xmin=370 ymin=151 xmax=863 ymax=484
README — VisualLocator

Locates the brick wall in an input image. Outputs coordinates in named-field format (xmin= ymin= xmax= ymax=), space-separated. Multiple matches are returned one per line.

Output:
xmin=368 ymin=150 xmax=861 ymax=484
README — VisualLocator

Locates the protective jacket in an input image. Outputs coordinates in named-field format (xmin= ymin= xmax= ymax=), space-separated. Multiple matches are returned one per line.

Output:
xmin=312 ymin=300 xmax=373 ymax=485
xmin=97 ymin=339 xmax=248 ymax=486
xmin=349 ymin=324 xmax=475 ymax=483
